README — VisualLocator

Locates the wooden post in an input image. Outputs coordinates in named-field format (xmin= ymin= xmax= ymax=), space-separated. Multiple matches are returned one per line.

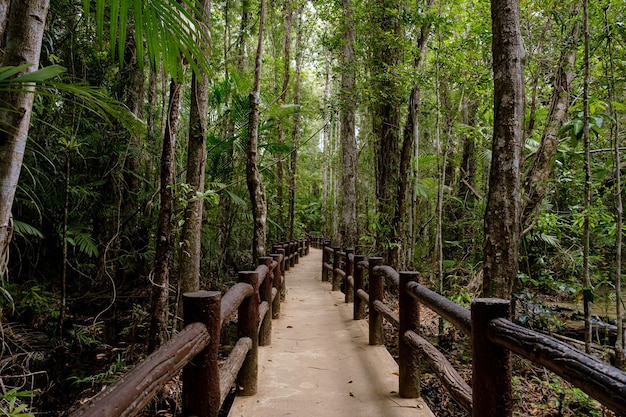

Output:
xmin=332 ymin=247 xmax=341 ymax=291
xmin=271 ymin=243 xmax=281 ymax=255
xmin=258 ymin=257 xmax=273 ymax=346
xmin=290 ymin=241 xmax=296 ymax=267
xmin=322 ymin=241 xmax=330 ymax=282
xmin=472 ymin=298 xmax=512 ymax=417
xmin=295 ymin=239 xmax=301 ymax=263
xmin=277 ymin=248 xmax=286 ymax=300
xmin=368 ymin=257 xmax=384 ymax=345
xmin=283 ymin=242 xmax=290 ymax=271
xmin=271 ymin=253 xmax=282 ymax=318
xmin=345 ymin=248 xmax=354 ymax=304
xmin=305 ymin=237 xmax=310 ymax=255
xmin=353 ymin=255 xmax=366 ymax=320
xmin=182 ymin=291 xmax=221 ymax=417
xmin=399 ymin=272 xmax=420 ymax=398
xmin=237 ymin=271 xmax=260 ymax=396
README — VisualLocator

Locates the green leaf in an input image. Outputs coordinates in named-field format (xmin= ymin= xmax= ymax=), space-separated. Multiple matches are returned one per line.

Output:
xmin=12 ymin=220 xmax=44 ymax=239
xmin=610 ymin=101 xmax=626 ymax=111
xmin=0 ymin=64 xmax=32 ymax=81
xmin=14 ymin=65 xmax=66 ymax=82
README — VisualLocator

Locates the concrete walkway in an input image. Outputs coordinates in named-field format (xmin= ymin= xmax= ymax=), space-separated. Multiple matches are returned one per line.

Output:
xmin=229 ymin=248 xmax=434 ymax=417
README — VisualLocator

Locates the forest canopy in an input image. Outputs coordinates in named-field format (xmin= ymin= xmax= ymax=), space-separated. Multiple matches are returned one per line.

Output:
xmin=0 ymin=0 xmax=625 ymax=415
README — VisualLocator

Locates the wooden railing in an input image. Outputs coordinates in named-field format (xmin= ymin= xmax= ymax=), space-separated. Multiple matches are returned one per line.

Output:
xmin=313 ymin=239 xmax=626 ymax=417
xmin=70 ymin=239 xmax=309 ymax=417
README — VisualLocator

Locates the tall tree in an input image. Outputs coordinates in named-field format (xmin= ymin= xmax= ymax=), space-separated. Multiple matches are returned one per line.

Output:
xmin=0 ymin=1 xmax=50 ymax=277
xmin=581 ymin=0 xmax=592 ymax=353
xmin=521 ymin=2 xmax=582 ymax=228
xmin=178 ymin=0 xmax=212 ymax=296
xmin=276 ymin=0 xmax=294 ymax=238
xmin=371 ymin=0 xmax=403 ymax=268
xmin=482 ymin=0 xmax=525 ymax=300
xmin=400 ymin=0 xmax=435 ymax=269
xmin=246 ymin=0 xmax=267 ymax=263
xmin=338 ymin=0 xmax=358 ymax=249
xmin=148 ymin=78 xmax=183 ymax=352
xmin=288 ymin=3 xmax=303 ymax=241
xmin=604 ymin=2 xmax=624 ymax=368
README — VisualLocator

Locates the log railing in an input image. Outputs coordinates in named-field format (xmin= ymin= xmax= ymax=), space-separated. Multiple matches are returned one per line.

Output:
xmin=70 ymin=239 xmax=309 ymax=417
xmin=316 ymin=239 xmax=626 ymax=417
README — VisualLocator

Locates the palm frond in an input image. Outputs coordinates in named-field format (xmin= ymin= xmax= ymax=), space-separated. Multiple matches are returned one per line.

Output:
xmin=86 ymin=0 xmax=212 ymax=81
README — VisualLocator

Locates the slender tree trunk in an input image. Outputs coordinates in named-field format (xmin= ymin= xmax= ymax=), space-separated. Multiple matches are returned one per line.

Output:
xmin=604 ymin=3 xmax=625 ymax=368
xmin=276 ymin=0 xmax=293 ymax=238
xmin=321 ymin=58 xmax=330 ymax=237
xmin=178 ymin=0 xmax=211 ymax=297
xmin=521 ymin=2 xmax=582 ymax=229
xmin=246 ymin=0 xmax=267 ymax=264
xmin=339 ymin=0 xmax=358 ymax=249
xmin=400 ymin=0 xmax=434 ymax=269
xmin=581 ymin=0 xmax=592 ymax=354
xmin=0 ymin=0 xmax=49 ymax=278
xmin=59 ymin=148 xmax=70 ymax=336
xmin=288 ymin=4 xmax=303 ymax=241
xmin=482 ymin=0 xmax=524 ymax=300
xmin=148 ymin=79 xmax=183 ymax=353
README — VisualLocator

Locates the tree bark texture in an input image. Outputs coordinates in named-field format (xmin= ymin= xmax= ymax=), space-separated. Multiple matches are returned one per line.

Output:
xmin=288 ymin=5 xmax=302 ymax=241
xmin=521 ymin=2 xmax=581 ymax=228
xmin=0 ymin=0 xmax=49 ymax=277
xmin=179 ymin=0 xmax=211 ymax=296
xmin=246 ymin=0 xmax=267 ymax=264
xmin=482 ymin=0 xmax=525 ymax=300
xmin=339 ymin=0 xmax=358 ymax=249
xmin=149 ymin=79 xmax=183 ymax=353
xmin=371 ymin=0 xmax=403 ymax=268
xmin=276 ymin=0 xmax=293 ymax=238
xmin=0 ymin=0 xmax=10 ymax=53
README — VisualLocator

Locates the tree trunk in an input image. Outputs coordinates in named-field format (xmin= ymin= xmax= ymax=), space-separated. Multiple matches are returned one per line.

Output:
xmin=321 ymin=58 xmax=330 ymax=237
xmin=0 ymin=0 xmax=9 ymax=51
xmin=400 ymin=0 xmax=434 ymax=269
xmin=0 ymin=1 xmax=49 ymax=278
xmin=288 ymin=4 xmax=303 ymax=241
xmin=371 ymin=0 xmax=403 ymax=268
xmin=581 ymin=0 xmax=592 ymax=354
xmin=246 ymin=0 xmax=267 ymax=264
xmin=604 ymin=4 xmax=625 ymax=368
xmin=179 ymin=0 xmax=211 ymax=297
xmin=521 ymin=2 xmax=582 ymax=229
xmin=339 ymin=0 xmax=358 ymax=249
xmin=276 ymin=0 xmax=293 ymax=239
xmin=482 ymin=0 xmax=524 ymax=300
xmin=148 ymin=79 xmax=183 ymax=353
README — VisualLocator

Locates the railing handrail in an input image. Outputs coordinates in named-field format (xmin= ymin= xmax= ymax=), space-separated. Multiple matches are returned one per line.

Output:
xmin=311 ymin=235 xmax=626 ymax=416
xmin=71 ymin=237 xmax=309 ymax=417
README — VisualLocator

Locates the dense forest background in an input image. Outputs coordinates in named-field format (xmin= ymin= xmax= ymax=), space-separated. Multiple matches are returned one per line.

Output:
xmin=1 ymin=0 xmax=626 ymax=415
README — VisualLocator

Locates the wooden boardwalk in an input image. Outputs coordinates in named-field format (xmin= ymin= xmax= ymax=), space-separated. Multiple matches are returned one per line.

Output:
xmin=228 ymin=248 xmax=434 ymax=417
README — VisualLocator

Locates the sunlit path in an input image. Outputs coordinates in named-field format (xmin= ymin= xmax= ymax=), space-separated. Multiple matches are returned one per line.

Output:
xmin=228 ymin=248 xmax=434 ymax=417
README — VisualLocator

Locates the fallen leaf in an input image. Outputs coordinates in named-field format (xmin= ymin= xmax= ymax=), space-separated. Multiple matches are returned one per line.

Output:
xmin=287 ymin=325 xmax=293 ymax=328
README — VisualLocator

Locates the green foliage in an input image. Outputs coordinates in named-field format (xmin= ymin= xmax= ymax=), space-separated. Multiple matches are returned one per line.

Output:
xmin=0 ymin=388 xmax=34 ymax=417
xmin=66 ymin=225 xmax=99 ymax=258
xmin=69 ymin=354 xmax=128 ymax=387
xmin=11 ymin=221 xmax=44 ymax=240
xmin=83 ymin=0 xmax=212 ymax=81
xmin=68 ymin=324 xmax=103 ymax=349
